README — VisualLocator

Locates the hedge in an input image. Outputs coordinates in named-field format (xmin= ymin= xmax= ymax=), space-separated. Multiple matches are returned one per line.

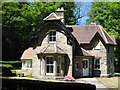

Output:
xmin=0 ymin=61 xmax=21 ymax=69
xmin=2 ymin=78 xmax=96 ymax=90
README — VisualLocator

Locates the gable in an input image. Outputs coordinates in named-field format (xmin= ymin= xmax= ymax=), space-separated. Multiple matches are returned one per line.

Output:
xmin=67 ymin=25 xmax=98 ymax=44
xmin=43 ymin=13 xmax=60 ymax=21
xmin=30 ymin=20 xmax=76 ymax=48
xmin=67 ymin=25 xmax=116 ymax=45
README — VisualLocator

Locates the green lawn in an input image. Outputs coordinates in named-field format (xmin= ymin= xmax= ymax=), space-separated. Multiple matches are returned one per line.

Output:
xmin=97 ymin=77 xmax=120 ymax=90
xmin=114 ymin=73 xmax=120 ymax=76
xmin=11 ymin=69 xmax=32 ymax=76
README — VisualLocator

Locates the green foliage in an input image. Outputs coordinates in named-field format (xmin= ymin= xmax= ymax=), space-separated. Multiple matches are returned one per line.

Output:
xmin=0 ymin=61 xmax=21 ymax=64
xmin=0 ymin=64 xmax=13 ymax=68
xmin=0 ymin=61 xmax=21 ymax=69
xmin=87 ymin=2 xmax=120 ymax=68
xmin=2 ymin=2 xmax=76 ymax=61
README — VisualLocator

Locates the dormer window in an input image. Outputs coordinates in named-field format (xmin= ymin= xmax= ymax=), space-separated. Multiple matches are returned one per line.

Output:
xmin=49 ymin=31 xmax=56 ymax=43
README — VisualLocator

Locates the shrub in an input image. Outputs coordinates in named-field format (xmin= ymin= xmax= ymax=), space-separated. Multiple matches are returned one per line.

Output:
xmin=0 ymin=61 xmax=21 ymax=69
xmin=0 ymin=61 xmax=21 ymax=76
xmin=2 ymin=78 xmax=96 ymax=90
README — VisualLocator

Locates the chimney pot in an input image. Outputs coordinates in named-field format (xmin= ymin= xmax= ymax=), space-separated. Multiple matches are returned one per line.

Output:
xmin=56 ymin=7 xmax=65 ymax=24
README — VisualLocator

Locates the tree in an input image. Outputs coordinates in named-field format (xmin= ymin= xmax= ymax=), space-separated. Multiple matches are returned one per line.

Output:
xmin=87 ymin=2 xmax=120 ymax=72
xmin=2 ymin=2 xmax=77 ymax=61
xmin=74 ymin=2 xmax=91 ymax=25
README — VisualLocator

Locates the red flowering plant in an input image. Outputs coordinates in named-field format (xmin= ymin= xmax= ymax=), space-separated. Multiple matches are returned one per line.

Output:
xmin=64 ymin=76 xmax=75 ymax=81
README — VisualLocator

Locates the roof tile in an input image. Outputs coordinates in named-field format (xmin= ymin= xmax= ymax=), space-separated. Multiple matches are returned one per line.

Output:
xmin=21 ymin=47 xmax=33 ymax=60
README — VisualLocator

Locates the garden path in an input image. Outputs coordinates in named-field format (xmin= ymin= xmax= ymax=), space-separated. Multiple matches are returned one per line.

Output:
xmin=79 ymin=78 xmax=109 ymax=90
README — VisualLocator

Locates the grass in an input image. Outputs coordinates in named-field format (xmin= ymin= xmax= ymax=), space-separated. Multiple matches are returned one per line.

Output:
xmin=42 ymin=79 xmax=85 ymax=83
xmin=114 ymin=73 xmax=120 ymax=76
xmin=97 ymin=77 xmax=120 ymax=90
xmin=0 ymin=64 xmax=13 ymax=68
xmin=11 ymin=69 xmax=32 ymax=76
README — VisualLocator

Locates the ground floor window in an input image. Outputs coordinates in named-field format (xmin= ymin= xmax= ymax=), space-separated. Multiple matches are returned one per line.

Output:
xmin=94 ymin=59 xmax=100 ymax=70
xmin=22 ymin=60 xmax=32 ymax=69
xmin=46 ymin=57 xmax=54 ymax=74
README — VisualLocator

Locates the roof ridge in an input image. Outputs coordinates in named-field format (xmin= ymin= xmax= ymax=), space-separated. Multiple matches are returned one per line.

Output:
xmin=98 ymin=25 xmax=108 ymax=43
xmin=102 ymin=27 xmax=117 ymax=45
xmin=66 ymin=25 xmax=99 ymax=27
xmin=98 ymin=25 xmax=116 ymax=45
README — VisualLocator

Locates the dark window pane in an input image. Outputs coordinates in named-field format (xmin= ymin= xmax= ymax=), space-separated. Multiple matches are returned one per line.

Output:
xmin=50 ymin=66 xmax=53 ymax=73
xmin=50 ymin=60 xmax=53 ymax=64
xmin=50 ymin=31 xmax=52 ymax=36
xmin=50 ymin=37 xmax=52 ymax=41
xmin=57 ymin=66 xmax=60 ymax=73
xmin=53 ymin=31 xmax=56 ymax=36
xmin=47 ymin=66 xmax=49 ymax=73
xmin=98 ymin=65 xmax=100 ymax=69
xmin=83 ymin=62 xmax=84 ymax=68
xmin=53 ymin=37 xmax=56 ymax=41
xmin=95 ymin=65 xmax=97 ymax=69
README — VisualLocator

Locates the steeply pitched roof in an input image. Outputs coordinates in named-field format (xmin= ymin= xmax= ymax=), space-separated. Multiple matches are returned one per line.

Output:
xmin=81 ymin=48 xmax=93 ymax=56
xmin=43 ymin=13 xmax=60 ymax=21
xmin=66 ymin=25 xmax=116 ymax=45
xmin=21 ymin=47 xmax=33 ymax=60
xmin=37 ymin=44 xmax=66 ymax=55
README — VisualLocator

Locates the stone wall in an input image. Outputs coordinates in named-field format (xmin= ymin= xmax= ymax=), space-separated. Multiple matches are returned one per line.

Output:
xmin=74 ymin=56 xmax=93 ymax=77
xmin=106 ymin=45 xmax=114 ymax=75
xmin=32 ymin=29 xmax=73 ymax=78
xmin=91 ymin=40 xmax=108 ymax=76
xmin=81 ymin=36 xmax=110 ymax=77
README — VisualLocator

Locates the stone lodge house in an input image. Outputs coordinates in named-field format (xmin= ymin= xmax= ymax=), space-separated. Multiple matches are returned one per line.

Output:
xmin=21 ymin=8 xmax=116 ymax=78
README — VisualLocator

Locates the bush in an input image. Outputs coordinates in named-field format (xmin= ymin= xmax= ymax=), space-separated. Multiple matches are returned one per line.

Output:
xmin=0 ymin=61 xmax=21 ymax=64
xmin=0 ymin=64 xmax=13 ymax=68
xmin=1 ymin=67 xmax=13 ymax=76
xmin=0 ymin=61 xmax=21 ymax=69
xmin=2 ymin=78 xmax=96 ymax=90
xmin=0 ymin=61 xmax=21 ymax=76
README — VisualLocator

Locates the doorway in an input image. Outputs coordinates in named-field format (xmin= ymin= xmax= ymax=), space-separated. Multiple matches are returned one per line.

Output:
xmin=83 ymin=59 xmax=89 ymax=76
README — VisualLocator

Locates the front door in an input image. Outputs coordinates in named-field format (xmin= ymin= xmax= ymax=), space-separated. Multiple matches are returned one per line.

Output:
xmin=83 ymin=59 xmax=89 ymax=76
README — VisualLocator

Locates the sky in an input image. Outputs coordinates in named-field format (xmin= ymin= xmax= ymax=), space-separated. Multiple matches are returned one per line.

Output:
xmin=75 ymin=2 xmax=92 ymax=25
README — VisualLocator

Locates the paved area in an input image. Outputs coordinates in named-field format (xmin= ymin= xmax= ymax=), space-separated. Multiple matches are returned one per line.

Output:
xmin=79 ymin=78 xmax=109 ymax=90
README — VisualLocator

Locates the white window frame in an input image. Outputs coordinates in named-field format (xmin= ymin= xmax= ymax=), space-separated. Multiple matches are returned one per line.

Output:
xmin=48 ymin=30 xmax=56 ymax=43
xmin=22 ymin=61 xmax=26 ymax=69
xmin=46 ymin=56 xmax=54 ymax=75
xmin=94 ymin=59 xmax=100 ymax=70
xmin=22 ymin=60 xmax=32 ymax=69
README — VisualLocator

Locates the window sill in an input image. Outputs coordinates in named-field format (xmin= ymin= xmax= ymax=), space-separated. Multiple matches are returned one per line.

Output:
xmin=94 ymin=69 xmax=100 ymax=70
xmin=48 ymin=42 xmax=56 ymax=44
xmin=94 ymin=49 xmax=101 ymax=50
